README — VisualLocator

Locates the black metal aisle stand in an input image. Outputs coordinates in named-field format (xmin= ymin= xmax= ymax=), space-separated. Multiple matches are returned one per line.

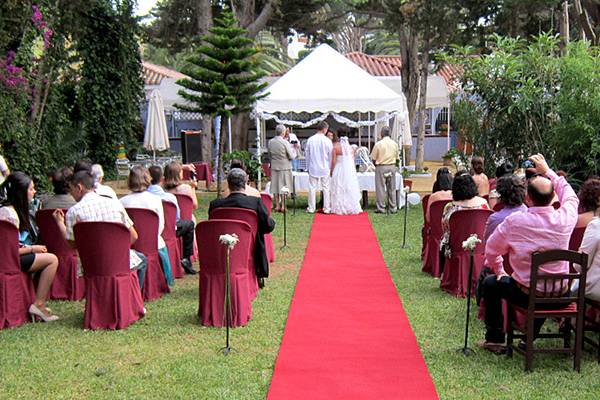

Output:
xmin=402 ymin=189 xmax=408 ymax=248
xmin=282 ymin=193 xmax=288 ymax=248
xmin=222 ymin=247 xmax=232 ymax=355
xmin=459 ymin=249 xmax=475 ymax=355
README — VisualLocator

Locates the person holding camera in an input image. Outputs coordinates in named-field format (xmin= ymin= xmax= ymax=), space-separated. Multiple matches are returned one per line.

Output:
xmin=268 ymin=124 xmax=295 ymax=212
xmin=480 ymin=154 xmax=579 ymax=353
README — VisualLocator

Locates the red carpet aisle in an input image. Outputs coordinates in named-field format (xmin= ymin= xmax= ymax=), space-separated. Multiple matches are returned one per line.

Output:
xmin=267 ymin=213 xmax=438 ymax=400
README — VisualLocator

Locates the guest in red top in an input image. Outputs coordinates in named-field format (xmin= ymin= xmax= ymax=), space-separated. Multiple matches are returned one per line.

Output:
xmin=480 ymin=154 xmax=579 ymax=352
xmin=576 ymin=178 xmax=600 ymax=228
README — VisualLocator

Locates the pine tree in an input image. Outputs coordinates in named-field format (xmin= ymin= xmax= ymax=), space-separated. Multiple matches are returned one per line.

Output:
xmin=177 ymin=8 xmax=267 ymax=197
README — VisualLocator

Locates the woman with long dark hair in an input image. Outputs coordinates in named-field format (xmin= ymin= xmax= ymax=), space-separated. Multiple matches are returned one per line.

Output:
xmin=0 ymin=172 xmax=59 ymax=322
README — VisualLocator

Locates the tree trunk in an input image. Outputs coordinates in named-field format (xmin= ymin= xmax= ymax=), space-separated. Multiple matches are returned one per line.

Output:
xmin=415 ymin=32 xmax=431 ymax=172
xmin=559 ymin=1 xmax=570 ymax=54
xmin=197 ymin=0 xmax=212 ymax=35
xmin=202 ymin=118 xmax=212 ymax=164
xmin=398 ymin=26 xmax=421 ymax=166
xmin=216 ymin=115 xmax=228 ymax=198
xmin=198 ymin=0 xmax=213 ymax=167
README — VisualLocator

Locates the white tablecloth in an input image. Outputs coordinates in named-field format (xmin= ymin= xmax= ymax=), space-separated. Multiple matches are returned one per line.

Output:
xmin=292 ymin=171 xmax=405 ymax=208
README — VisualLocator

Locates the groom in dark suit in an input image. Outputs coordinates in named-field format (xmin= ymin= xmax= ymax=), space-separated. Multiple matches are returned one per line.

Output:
xmin=209 ymin=168 xmax=276 ymax=286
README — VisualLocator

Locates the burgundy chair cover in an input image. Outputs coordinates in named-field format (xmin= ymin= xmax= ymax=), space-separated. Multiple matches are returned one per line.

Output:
xmin=441 ymin=209 xmax=494 ymax=297
xmin=0 ymin=221 xmax=34 ymax=329
xmin=162 ymin=201 xmax=184 ymax=279
xmin=421 ymin=194 xmax=431 ymax=262
xmin=569 ymin=226 xmax=586 ymax=251
xmin=182 ymin=162 xmax=212 ymax=187
xmin=36 ymin=209 xmax=85 ymax=301
xmin=209 ymin=207 xmax=259 ymax=299
xmin=74 ymin=222 xmax=145 ymax=330
xmin=196 ymin=219 xmax=253 ymax=327
xmin=126 ymin=208 xmax=170 ymax=301
xmin=260 ymin=193 xmax=276 ymax=263
xmin=175 ymin=193 xmax=198 ymax=262
xmin=492 ymin=202 xmax=505 ymax=212
xmin=422 ymin=199 xmax=452 ymax=277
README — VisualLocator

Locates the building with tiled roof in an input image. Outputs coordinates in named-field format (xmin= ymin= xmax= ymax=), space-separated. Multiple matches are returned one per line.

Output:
xmin=345 ymin=52 xmax=401 ymax=76
xmin=141 ymin=61 xmax=191 ymax=110
xmin=142 ymin=61 xmax=188 ymax=86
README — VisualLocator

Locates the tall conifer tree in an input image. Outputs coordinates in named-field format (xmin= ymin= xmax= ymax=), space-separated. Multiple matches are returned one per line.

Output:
xmin=177 ymin=9 xmax=267 ymax=197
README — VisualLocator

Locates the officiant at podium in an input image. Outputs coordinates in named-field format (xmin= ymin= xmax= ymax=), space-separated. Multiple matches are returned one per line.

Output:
xmin=370 ymin=126 xmax=399 ymax=213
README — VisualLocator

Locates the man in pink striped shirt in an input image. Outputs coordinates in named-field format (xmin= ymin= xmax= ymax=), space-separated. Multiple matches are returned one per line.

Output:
xmin=481 ymin=154 xmax=579 ymax=352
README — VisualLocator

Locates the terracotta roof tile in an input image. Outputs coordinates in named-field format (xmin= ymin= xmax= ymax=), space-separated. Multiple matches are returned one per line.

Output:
xmin=345 ymin=52 xmax=401 ymax=76
xmin=436 ymin=62 xmax=463 ymax=92
xmin=142 ymin=61 xmax=188 ymax=85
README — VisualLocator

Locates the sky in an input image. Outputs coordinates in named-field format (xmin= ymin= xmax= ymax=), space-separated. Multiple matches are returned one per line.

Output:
xmin=135 ymin=0 xmax=159 ymax=16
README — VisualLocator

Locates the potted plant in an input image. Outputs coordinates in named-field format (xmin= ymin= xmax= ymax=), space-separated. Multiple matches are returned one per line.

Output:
xmin=442 ymin=147 xmax=462 ymax=167
xmin=439 ymin=123 xmax=449 ymax=136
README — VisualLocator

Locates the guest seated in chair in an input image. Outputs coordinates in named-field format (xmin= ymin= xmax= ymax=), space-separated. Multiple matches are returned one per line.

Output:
xmin=222 ymin=159 xmax=261 ymax=199
xmin=470 ymin=156 xmax=489 ymax=197
xmin=576 ymin=178 xmax=600 ymax=228
xmin=488 ymin=162 xmax=514 ymax=209
xmin=426 ymin=169 xmax=453 ymax=223
xmin=0 ymin=172 xmax=59 ymax=322
xmin=91 ymin=164 xmax=118 ymax=200
xmin=483 ymin=175 xmax=527 ymax=241
xmin=440 ymin=172 xmax=489 ymax=259
xmin=164 ymin=161 xmax=198 ymax=209
xmin=150 ymin=165 xmax=197 ymax=275
xmin=41 ymin=166 xmax=76 ymax=210
xmin=480 ymin=154 xmax=578 ymax=353
xmin=120 ymin=166 xmax=173 ymax=285
xmin=52 ymin=170 xmax=147 ymax=290
xmin=432 ymin=167 xmax=451 ymax=193
xmin=209 ymin=168 xmax=276 ymax=287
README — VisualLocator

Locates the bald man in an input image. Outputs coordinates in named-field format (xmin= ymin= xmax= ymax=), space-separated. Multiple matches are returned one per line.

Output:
xmin=480 ymin=154 xmax=579 ymax=353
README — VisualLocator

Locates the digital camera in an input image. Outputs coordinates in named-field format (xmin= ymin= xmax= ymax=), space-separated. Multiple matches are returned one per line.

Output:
xmin=520 ymin=159 xmax=535 ymax=169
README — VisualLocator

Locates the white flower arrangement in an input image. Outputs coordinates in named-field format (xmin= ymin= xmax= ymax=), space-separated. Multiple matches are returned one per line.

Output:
xmin=280 ymin=186 xmax=290 ymax=195
xmin=219 ymin=233 xmax=240 ymax=250
xmin=462 ymin=234 xmax=482 ymax=251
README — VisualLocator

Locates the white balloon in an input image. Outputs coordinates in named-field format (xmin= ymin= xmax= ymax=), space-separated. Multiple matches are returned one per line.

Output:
xmin=407 ymin=192 xmax=421 ymax=206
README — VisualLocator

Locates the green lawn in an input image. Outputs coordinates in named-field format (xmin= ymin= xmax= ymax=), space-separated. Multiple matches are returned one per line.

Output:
xmin=1 ymin=194 xmax=599 ymax=399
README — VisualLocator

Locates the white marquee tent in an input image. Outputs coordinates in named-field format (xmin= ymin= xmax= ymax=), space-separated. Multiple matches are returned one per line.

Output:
xmin=253 ymin=44 xmax=412 ymax=179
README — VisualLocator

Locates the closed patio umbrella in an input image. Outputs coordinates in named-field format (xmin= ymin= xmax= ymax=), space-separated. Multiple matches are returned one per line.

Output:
xmin=144 ymin=89 xmax=170 ymax=160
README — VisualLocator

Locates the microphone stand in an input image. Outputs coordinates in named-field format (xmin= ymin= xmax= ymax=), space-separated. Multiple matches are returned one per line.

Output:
xmin=459 ymin=249 xmax=475 ymax=356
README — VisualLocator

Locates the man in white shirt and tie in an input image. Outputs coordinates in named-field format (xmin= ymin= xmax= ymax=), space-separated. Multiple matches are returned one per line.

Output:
xmin=304 ymin=121 xmax=332 ymax=213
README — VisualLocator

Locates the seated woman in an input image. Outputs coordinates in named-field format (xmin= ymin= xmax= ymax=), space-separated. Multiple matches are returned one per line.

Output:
xmin=470 ymin=156 xmax=489 ymax=197
xmin=426 ymin=170 xmax=453 ymax=223
xmin=432 ymin=167 xmax=451 ymax=193
xmin=576 ymin=178 xmax=600 ymax=228
xmin=41 ymin=166 xmax=76 ymax=209
xmin=484 ymin=175 xmax=527 ymax=241
xmin=488 ymin=162 xmax=514 ymax=209
xmin=120 ymin=166 xmax=173 ymax=286
xmin=440 ymin=172 xmax=490 ymax=259
xmin=575 ymin=215 xmax=600 ymax=302
xmin=223 ymin=159 xmax=261 ymax=199
xmin=0 ymin=172 xmax=59 ymax=322
xmin=164 ymin=161 xmax=198 ymax=210
xmin=91 ymin=164 xmax=118 ymax=200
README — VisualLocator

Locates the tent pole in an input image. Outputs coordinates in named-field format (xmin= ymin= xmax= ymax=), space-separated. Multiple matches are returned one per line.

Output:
xmin=447 ymin=102 xmax=451 ymax=151
xmin=228 ymin=117 xmax=232 ymax=153
xmin=256 ymin=116 xmax=262 ymax=190
xmin=358 ymin=113 xmax=361 ymax=147
xmin=368 ymin=112 xmax=371 ymax=150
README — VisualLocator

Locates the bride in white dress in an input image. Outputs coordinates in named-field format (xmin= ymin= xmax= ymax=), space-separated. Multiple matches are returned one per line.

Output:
xmin=330 ymin=136 xmax=362 ymax=215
